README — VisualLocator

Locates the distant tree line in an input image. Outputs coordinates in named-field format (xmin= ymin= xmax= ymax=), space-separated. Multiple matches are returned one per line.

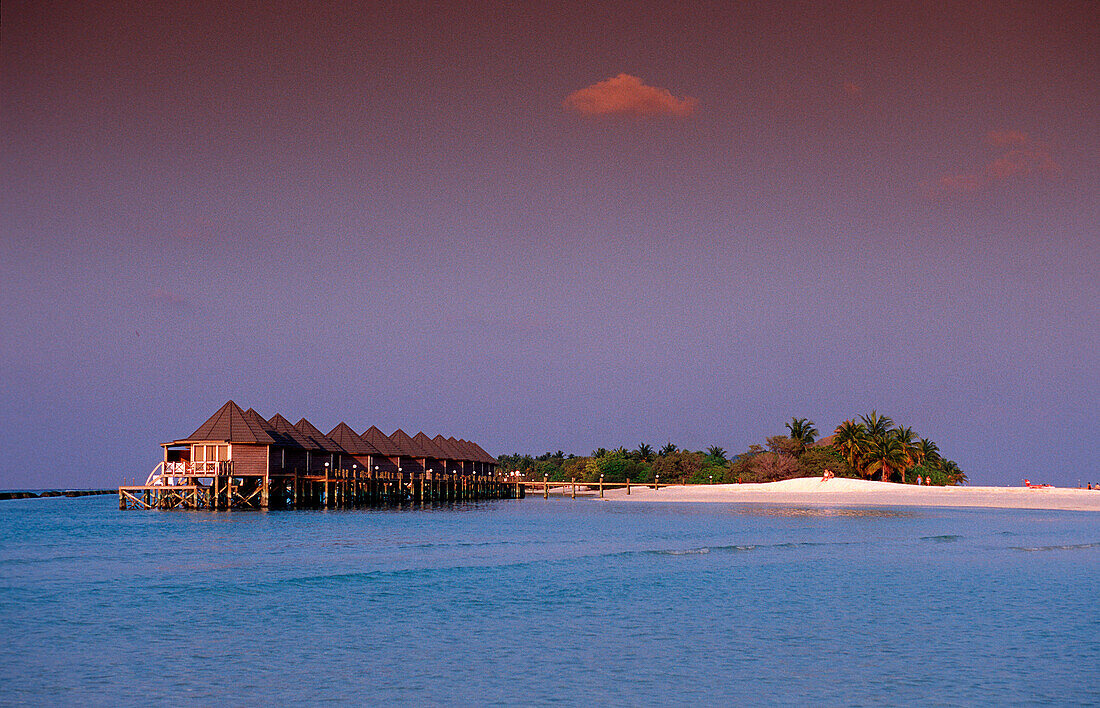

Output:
xmin=497 ymin=412 xmax=966 ymax=486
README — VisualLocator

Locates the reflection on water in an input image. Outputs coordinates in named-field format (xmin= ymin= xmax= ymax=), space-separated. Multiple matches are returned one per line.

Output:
xmin=729 ymin=505 xmax=916 ymax=518
xmin=1009 ymin=542 xmax=1100 ymax=552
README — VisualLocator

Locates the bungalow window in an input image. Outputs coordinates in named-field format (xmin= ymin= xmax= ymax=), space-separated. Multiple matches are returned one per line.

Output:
xmin=217 ymin=445 xmax=228 ymax=461
xmin=194 ymin=445 xmax=205 ymax=462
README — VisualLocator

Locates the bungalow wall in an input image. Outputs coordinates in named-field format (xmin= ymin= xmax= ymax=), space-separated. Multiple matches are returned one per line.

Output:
xmin=304 ymin=451 xmax=333 ymax=474
xmin=371 ymin=456 xmax=400 ymax=476
xmin=346 ymin=453 xmax=374 ymax=471
xmin=269 ymin=447 xmax=309 ymax=474
xmin=187 ymin=442 xmax=229 ymax=475
xmin=231 ymin=443 xmax=269 ymax=477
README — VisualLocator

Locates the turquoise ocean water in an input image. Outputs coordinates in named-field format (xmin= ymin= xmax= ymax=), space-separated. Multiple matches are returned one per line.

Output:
xmin=1 ymin=495 xmax=1098 ymax=706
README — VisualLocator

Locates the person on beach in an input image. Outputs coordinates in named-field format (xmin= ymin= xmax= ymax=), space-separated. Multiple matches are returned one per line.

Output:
xmin=916 ymin=475 xmax=923 ymax=485
xmin=822 ymin=468 xmax=834 ymax=481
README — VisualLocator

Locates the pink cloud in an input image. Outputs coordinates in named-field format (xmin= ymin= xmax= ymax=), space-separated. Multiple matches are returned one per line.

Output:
xmin=150 ymin=288 xmax=188 ymax=306
xmin=842 ymin=81 xmax=862 ymax=98
xmin=938 ymin=173 xmax=986 ymax=193
xmin=563 ymin=74 xmax=698 ymax=118
xmin=985 ymin=129 xmax=1030 ymax=148
xmin=938 ymin=130 xmax=1058 ymax=193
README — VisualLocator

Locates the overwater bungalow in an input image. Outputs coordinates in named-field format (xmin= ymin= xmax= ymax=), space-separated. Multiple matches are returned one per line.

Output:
xmin=389 ymin=428 xmax=428 ymax=475
xmin=361 ymin=425 xmax=403 ymax=476
xmin=120 ymin=400 xmax=510 ymax=510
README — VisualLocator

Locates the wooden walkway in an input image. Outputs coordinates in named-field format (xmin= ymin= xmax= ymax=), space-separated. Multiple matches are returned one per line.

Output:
xmin=119 ymin=469 xmax=689 ymax=511
xmin=522 ymin=478 xmax=668 ymax=499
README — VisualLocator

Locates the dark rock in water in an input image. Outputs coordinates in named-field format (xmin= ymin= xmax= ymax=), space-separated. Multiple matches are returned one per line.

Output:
xmin=0 ymin=490 xmax=115 ymax=501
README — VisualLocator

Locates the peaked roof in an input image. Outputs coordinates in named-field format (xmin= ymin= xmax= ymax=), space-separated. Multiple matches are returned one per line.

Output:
xmin=361 ymin=425 xmax=402 ymax=456
xmin=457 ymin=438 xmax=480 ymax=462
xmin=413 ymin=432 xmax=449 ymax=459
xmin=451 ymin=437 xmax=493 ymax=463
xmin=389 ymin=428 xmax=427 ymax=457
xmin=433 ymin=434 xmax=465 ymax=460
xmin=294 ymin=417 xmax=344 ymax=453
xmin=180 ymin=400 xmax=275 ymax=444
xmin=327 ymin=422 xmax=381 ymax=456
xmin=447 ymin=436 xmax=469 ymax=461
xmin=244 ymin=408 xmax=270 ymax=429
xmin=268 ymin=413 xmax=321 ymax=450
xmin=469 ymin=441 xmax=495 ymax=463
xmin=244 ymin=407 xmax=297 ymax=448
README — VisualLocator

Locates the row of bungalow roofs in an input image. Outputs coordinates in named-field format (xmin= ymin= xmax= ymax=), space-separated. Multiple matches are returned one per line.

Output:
xmin=170 ymin=400 xmax=495 ymax=465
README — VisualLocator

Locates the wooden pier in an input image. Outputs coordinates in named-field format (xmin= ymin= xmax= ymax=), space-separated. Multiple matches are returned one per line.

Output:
xmin=119 ymin=469 xmax=523 ymax=511
xmin=521 ymin=477 xmax=659 ymax=499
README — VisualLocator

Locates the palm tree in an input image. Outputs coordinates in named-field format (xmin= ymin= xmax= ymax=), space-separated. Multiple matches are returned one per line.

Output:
xmin=860 ymin=410 xmax=894 ymax=441
xmin=915 ymin=438 xmax=939 ymax=468
xmin=832 ymin=420 xmax=868 ymax=475
xmin=892 ymin=425 xmax=920 ymax=481
xmin=864 ymin=435 xmax=908 ymax=482
xmin=786 ymin=418 xmax=819 ymax=446
xmin=706 ymin=446 xmax=727 ymax=462
xmin=592 ymin=447 xmax=608 ymax=459
xmin=939 ymin=459 xmax=967 ymax=486
xmin=659 ymin=443 xmax=678 ymax=457
xmin=635 ymin=443 xmax=654 ymax=461
xmin=613 ymin=446 xmax=629 ymax=458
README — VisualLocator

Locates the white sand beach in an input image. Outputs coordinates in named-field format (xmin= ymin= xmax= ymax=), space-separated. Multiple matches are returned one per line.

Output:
xmin=596 ymin=477 xmax=1100 ymax=511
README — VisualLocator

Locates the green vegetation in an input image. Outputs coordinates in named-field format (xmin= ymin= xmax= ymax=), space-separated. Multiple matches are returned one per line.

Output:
xmin=497 ymin=413 xmax=967 ymax=486
xmin=832 ymin=411 xmax=967 ymax=485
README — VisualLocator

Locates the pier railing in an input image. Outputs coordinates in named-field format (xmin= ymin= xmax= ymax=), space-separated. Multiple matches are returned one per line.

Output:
xmin=522 ymin=478 xmax=661 ymax=499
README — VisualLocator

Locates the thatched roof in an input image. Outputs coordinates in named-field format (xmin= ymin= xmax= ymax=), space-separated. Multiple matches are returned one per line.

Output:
xmin=413 ymin=432 xmax=449 ymax=459
xmin=268 ymin=413 xmax=321 ymax=450
xmin=294 ymin=417 xmax=344 ymax=453
xmin=361 ymin=425 xmax=402 ymax=456
xmin=469 ymin=441 xmax=496 ymax=463
xmin=327 ymin=422 xmax=381 ymax=456
xmin=170 ymin=403 xmax=493 ymax=464
xmin=179 ymin=401 xmax=275 ymax=444
xmin=432 ymin=435 xmax=464 ymax=461
xmin=389 ymin=428 xmax=428 ymax=457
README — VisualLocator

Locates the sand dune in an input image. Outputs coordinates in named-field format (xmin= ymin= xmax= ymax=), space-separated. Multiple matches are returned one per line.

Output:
xmin=599 ymin=477 xmax=1100 ymax=511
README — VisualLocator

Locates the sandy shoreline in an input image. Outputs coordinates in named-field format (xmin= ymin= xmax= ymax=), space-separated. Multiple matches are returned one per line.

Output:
xmin=590 ymin=477 xmax=1100 ymax=511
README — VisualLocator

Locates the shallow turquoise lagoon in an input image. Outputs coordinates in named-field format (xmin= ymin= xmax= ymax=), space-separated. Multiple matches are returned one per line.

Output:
xmin=1 ymin=496 xmax=1097 ymax=706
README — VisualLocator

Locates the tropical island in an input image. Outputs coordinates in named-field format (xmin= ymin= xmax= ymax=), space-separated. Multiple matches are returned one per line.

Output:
xmin=498 ymin=412 xmax=966 ymax=486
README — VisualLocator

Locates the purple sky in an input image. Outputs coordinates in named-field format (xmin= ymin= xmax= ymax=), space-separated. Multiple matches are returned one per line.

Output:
xmin=2 ymin=1 xmax=1098 ymax=488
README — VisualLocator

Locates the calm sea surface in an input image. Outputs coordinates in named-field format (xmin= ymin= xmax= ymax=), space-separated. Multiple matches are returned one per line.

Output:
xmin=1 ymin=495 xmax=1098 ymax=706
